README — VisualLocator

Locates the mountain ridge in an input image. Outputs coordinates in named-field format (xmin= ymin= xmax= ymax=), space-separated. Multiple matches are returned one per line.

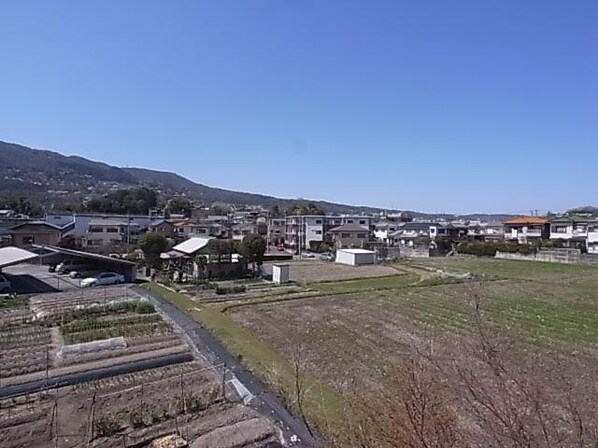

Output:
xmin=0 ymin=140 xmax=389 ymax=214
xmin=0 ymin=140 xmax=523 ymax=220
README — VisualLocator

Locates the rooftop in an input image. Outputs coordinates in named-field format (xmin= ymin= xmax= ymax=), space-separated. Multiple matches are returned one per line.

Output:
xmin=503 ymin=216 xmax=549 ymax=225
xmin=329 ymin=223 xmax=370 ymax=233
xmin=171 ymin=237 xmax=213 ymax=255
xmin=337 ymin=248 xmax=376 ymax=254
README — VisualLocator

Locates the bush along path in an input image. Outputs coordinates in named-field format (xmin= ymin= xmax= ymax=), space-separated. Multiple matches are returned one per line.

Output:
xmin=133 ymin=284 xmax=319 ymax=448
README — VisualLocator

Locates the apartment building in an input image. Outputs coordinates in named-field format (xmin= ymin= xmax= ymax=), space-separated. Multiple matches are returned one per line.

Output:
xmin=284 ymin=214 xmax=374 ymax=251
xmin=83 ymin=218 xmax=141 ymax=249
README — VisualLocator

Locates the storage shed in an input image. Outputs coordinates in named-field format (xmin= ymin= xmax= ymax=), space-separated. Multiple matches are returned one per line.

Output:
xmin=272 ymin=264 xmax=290 ymax=284
xmin=335 ymin=248 xmax=377 ymax=266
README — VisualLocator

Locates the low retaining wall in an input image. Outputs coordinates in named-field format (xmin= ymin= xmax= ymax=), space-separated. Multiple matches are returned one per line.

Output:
xmin=496 ymin=249 xmax=598 ymax=265
xmin=399 ymin=246 xmax=430 ymax=258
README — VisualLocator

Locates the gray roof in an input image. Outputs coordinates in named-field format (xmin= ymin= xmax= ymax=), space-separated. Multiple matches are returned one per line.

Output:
xmin=0 ymin=247 xmax=39 ymax=269
xmin=329 ymin=223 xmax=370 ymax=233
xmin=89 ymin=219 xmax=139 ymax=227
xmin=9 ymin=221 xmax=64 ymax=231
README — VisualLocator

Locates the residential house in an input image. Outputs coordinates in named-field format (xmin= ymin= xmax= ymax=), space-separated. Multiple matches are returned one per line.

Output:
xmin=328 ymin=223 xmax=371 ymax=249
xmin=466 ymin=221 xmax=505 ymax=241
xmin=389 ymin=222 xmax=435 ymax=246
xmin=173 ymin=221 xmax=212 ymax=238
xmin=503 ymin=216 xmax=550 ymax=243
xmin=587 ymin=221 xmax=598 ymax=254
xmin=46 ymin=212 xmax=153 ymax=240
xmin=8 ymin=221 xmax=70 ymax=246
xmin=150 ymin=220 xmax=176 ymax=238
xmin=83 ymin=218 xmax=141 ymax=250
xmin=373 ymin=222 xmax=399 ymax=244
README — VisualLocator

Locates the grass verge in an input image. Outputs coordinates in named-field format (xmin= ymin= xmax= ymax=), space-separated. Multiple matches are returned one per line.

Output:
xmin=144 ymin=282 xmax=344 ymax=436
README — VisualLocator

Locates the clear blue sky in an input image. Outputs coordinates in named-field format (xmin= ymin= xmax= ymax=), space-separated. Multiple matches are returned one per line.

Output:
xmin=1 ymin=1 xmax=596 ymax=214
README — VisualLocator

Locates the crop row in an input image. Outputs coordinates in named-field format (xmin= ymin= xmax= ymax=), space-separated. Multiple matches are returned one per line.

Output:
xmin=63 ymin=321 xmax=172 ymax=344
xmin=39 ymin=300 xmax=155 ymax=326
xmin=61 ymin=314 xmax=162 ymax=335
xmin=0 ymin=326 xmax=51 ymax=349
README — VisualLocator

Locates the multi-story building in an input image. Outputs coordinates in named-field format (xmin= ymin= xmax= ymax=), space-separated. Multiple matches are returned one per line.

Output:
xmin=267 ymin=218 xmax=286 ymax=246
xmin=503 ymin=216 xmax=550 ymax=243
xmin=284 ymin=214 xmax=374 ymax=251
xmin=83 ymin=218 xmax=141 ymax=249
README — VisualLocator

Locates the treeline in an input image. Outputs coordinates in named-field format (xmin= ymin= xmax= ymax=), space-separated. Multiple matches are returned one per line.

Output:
xmin=458 ymin=241 xmax=535 ymax=257
xmin=0 ymin=197 xmax=43 ymax=216
xmin=84 ymin=187 xmax=158 ymax=215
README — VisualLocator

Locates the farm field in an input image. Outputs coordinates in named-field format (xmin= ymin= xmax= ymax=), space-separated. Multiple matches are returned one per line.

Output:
xmin=0 ymin=287 xmax=188 ymax=386
xmin=0 ymin=285 xmax=285 ymax=448
xmin=218 ymin=257 xmax=598 ymax=441
xmin=0 ymin=362 xmax=280 ymax=448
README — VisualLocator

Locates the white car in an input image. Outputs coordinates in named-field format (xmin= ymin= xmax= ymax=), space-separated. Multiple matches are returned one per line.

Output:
xmin=80 ymin=272 xmax=125 ymax=288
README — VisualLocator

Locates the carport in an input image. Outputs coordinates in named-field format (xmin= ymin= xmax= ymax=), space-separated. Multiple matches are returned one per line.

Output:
xmin=0 ymin=247 xmax=39 ymax=271
xmin=36 ymin=246 xmax=138 ymax=281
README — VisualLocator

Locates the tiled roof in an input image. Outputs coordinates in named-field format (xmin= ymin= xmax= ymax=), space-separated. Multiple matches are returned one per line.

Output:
xmin=503 ymin=216 xmax=548 ymax=225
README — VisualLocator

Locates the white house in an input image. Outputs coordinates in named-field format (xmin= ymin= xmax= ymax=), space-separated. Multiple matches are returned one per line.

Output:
xmin=587 ymin=221 xmax=598 ymax=254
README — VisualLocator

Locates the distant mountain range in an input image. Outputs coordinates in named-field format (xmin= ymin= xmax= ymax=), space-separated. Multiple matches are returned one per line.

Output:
xmin=0 ymin=140 xmax=519 ymax=220
xmin=0 ymin=140 xmax=392 ymax=214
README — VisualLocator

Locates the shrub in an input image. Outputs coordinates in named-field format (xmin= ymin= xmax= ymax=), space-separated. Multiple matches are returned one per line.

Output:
xmin=215 ymin=285 xmax=247 ymax=295
xmin=94 ymin=415 xmax=120 ymax=437
xmin=458 ymin=242 xmax=536 ymax=257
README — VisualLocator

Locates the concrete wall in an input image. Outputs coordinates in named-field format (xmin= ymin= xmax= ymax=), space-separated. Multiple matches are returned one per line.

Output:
xmin=495 ymin=249 xmax=598 ymax=265
xmin=398 ymin=246 xmax=430 ymax=258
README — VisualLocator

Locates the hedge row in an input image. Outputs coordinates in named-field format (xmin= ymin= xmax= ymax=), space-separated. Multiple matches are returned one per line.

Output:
xmin=458 ymin=242 xmax=535 ymax=257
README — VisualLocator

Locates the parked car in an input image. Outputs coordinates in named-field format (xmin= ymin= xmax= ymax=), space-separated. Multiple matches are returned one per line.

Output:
xmin=56 ymin=261 xmax=89 ymax=275
xmin=0 ymin=274 xmax=11 ymax=293
xmin=80 ymin=272 xmax=125 ymax=288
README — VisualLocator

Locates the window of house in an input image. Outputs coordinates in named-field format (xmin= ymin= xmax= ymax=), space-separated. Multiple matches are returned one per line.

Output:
xmin=357 ymin=233 xmax=366 ymax=238
xmin=315 ymin=230 xmax=322 ymax=235
xmin=341 ymin=233 xmax=351 ymax=238
xmin=23 ymin=236 xmax=35 ymax=244
xmin=106 ymin=227 xmax=119 ymax=233
xmin=88 ymin=226 xmax=104 ymax=233
xmin=553 ymin=226 xmax=567 ymax=233
xmin=315 ymin=219 xmax=322 ymax=224
xmin=346 ymin=220 xmax=354 ymax=224
xmin=359 ymin=220 xmax=366 ymax=225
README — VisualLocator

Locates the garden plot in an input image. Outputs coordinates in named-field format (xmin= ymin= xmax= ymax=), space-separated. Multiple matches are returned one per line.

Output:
xmin=0 ymin=362 xmax=282 ymax=448
xmin=0 ymin=287 xmax=190 ymax=386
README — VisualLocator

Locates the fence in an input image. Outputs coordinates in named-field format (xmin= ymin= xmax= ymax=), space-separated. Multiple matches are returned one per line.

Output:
xmin=496 ymin=249 xmax=598 ymax=265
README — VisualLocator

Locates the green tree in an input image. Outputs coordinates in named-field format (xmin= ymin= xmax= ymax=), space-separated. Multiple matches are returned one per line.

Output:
xmin=167 ymin=197 xmax=193 ymax=218
xmin=139 ymin=232 xmax=169 ymax=268
xmin=208 ymin=239 xmax=235 ymax=264
xmin=238 ymin=234 xmax=267 ymax=276
xmin=270 ymin=205 xmax=282 ymax=218
xmin=287 ymin=201 xmax=325 ymax=215
xmin=85 ymin=187 xmax=158 ymax=214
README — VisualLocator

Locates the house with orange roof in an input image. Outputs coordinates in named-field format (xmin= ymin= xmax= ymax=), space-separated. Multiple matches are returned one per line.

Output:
xmin=503 ymin=216 xmax=550 ymax=243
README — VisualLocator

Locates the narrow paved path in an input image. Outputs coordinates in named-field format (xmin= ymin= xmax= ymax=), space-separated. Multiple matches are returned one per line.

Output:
xmin=133 ymin=286 xmax=319 ymax=448
xmin=0 ymin=352 xmax=193 ymax=398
